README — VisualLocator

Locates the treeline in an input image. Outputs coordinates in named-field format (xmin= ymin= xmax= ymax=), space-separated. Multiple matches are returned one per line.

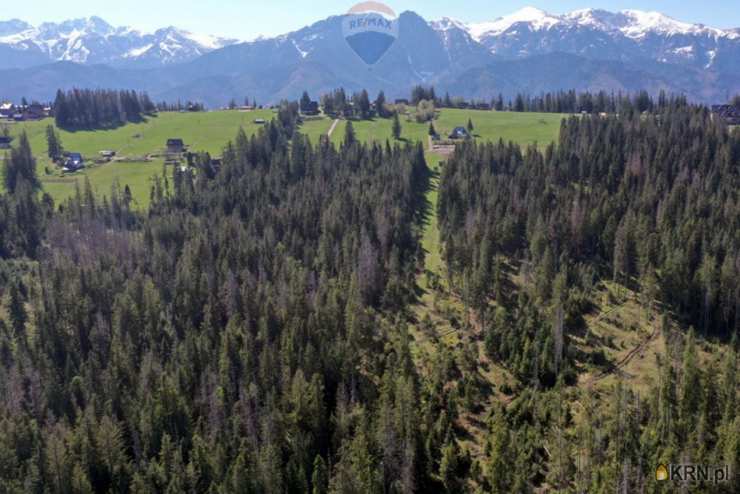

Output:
xmin=410 ymin=84 xmax=690 ymax=114
xmin=156 ymin=100 xmax=206 ymax=112
xmin=53 ymin=88 xmax=156 ymax=129
xmin=308 ymin=85 xmax=690 ymax=124
xmin=502 ymin=89 xmax=688 ymax=114
xmin=314 ymin=88 xmax=431 ymax=122
xmin=319 ymin=88 xmax=380 ymax=119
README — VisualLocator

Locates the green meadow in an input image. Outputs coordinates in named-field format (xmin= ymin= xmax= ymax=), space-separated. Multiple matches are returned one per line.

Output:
xmin=2 ymin=110 xmax=275 ymax=206
xmin=329 ymin=109 xmax=565 ymax=148
xmin=2 ymin=109 xmax=567 ymax=208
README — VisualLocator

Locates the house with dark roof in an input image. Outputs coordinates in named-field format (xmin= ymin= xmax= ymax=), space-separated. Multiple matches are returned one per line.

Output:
xmin=0 ymin=136 xmax=12 ymax=149
xmin=64 ymin=153 xmax=84 ymax=172
xmin=166 ymin=138 xmax=185 ymax=154
xmin=449 ymin=127 xmax=470 ymax=139
xmin=0 ymin=102 xmax=14 ymax=119
xmin=24 ymin=103 xmax=47 ymax=120
xmin=301 ymin=101 xmax=320 ymax=116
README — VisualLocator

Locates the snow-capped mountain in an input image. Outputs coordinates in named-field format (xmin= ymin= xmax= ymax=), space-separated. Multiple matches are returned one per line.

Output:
xmin=434 ymin=7 xmax=739 ymax=72
xmin=0 ymin=16 xmax=238 ymax=68
xmin=0 ymin=8 xmax=737 ymax=106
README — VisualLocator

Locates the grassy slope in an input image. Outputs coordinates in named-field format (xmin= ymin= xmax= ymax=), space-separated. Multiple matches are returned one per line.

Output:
xmin=329 ymin=116 xmax=429 ymax=146
xmin=300 ymin=117 xmax=335 ymax=142
xmin=435 ymin=109 xmax=564 ymax=146
xmin=2 ymin=110 xmax=274 ymax=207
xmin=1 ymin=109 xmax=564 ymax=207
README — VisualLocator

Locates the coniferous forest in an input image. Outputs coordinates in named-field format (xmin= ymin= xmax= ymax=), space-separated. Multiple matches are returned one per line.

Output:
xmin=53 ymin=89 xmax=156 ymax=130
xmin=0 ymin=100 xmax=738 ymax=493
xmin=437 ymin=105 xmax=739 ymax=492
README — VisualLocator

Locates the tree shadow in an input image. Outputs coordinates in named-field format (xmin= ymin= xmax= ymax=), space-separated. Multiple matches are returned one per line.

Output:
xmin=59 ymin=113 xmax=156 ymax=133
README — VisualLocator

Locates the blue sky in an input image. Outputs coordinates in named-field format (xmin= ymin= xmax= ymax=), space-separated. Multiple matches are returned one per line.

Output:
xmin=7 ymin=1 xmax=740 ymax=39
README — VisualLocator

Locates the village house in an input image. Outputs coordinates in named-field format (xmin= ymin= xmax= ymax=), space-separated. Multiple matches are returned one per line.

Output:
xmin=0 ymin=136 xmax=12 ymax=149
xmin=166 ymin=138 xmax=185 ymax=154
xmin=301 ymin=100 xmax=320 ymax=116
xmin=64 ymin=153 xmax=84 ymax=172
xmin=24 ymin=103 xmax=48 ymax=120
xmin=0 ymin=102 xmax=14 ymax=119
xmin=449 ymin=126 xmax=470 ymax=139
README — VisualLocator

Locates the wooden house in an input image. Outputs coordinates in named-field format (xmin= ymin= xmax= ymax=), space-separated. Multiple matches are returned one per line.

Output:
xmin=166 ymin=138 xmax=185 ymax=154
xmin=449 ymin=127 xmax=470 ymax=139
xmin=64 ymin=153 xmax=84 ymax=171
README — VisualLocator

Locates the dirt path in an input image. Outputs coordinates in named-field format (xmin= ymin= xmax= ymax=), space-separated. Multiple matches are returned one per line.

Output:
xmin=327 ymin=119 xmax=340 ymax=138
xmin=585 ymin=300 xmax=659 ymax=385
xmin=587 ymin=325 xmax=658 ymax=385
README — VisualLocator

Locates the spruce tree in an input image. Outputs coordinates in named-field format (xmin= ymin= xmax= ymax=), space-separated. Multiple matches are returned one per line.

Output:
xmin=374 ymin=91 xmax=386 ymax=118
xmin=392 ymin=112 xmax=402 ymax=140
xmin=3 ymin=131 xmax=39 ymax=193
xmin=46 ymin=124 xmax=63 ymax=161
xmin=8 ymin=281 xmax=27 ymax=336
xmin=344 ymin=120 xmax=356 ymax=146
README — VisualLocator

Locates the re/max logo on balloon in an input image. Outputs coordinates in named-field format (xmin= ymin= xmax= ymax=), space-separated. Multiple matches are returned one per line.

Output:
xmin=347 ymin=16 xmax=394 ymax=31
xmin=342 ymin=2 xmax=399 ymax=66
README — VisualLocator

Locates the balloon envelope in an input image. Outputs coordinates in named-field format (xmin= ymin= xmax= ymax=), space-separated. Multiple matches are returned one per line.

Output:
xmin=342 ymin=3 xmax=399 ymax=66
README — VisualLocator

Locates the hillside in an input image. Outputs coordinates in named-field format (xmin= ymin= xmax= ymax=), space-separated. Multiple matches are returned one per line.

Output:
xmin=2 ymin=109 xmax=274 ymax=206
xmin=0 ymin=105 xmax=738 ymax=492
xmin=2 ymin=108 xmax=563 ymax=207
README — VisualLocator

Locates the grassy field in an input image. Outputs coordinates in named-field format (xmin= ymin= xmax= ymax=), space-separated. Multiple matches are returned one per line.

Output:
xmin=1 ymin=109 xmax=275 ymax=206
xmin=300 ymin=117 xmax=335 ymax=142
xmin=328 ymin=109 xmax=565 ymax=148
xmin=1 ymin=108 xmax=567 ymax=208
xmin=436 ymin=109 xmax=564 ymax=147
xmin=328 ymin=116 xmax=430 ymax=146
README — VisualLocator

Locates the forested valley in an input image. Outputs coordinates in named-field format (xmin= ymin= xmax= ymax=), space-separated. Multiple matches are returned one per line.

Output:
xmin=0 ymin=99 xmax=738 ymax=493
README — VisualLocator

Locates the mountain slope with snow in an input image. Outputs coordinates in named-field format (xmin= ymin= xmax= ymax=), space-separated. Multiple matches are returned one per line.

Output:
xmin=440 ymin=7 xmax=740 ymax=73
xmin=0 ymin=8 xmax=737 ymax=105
xmin=0 ymin=16 xmax=238 ymax=68
xmin=464 ymin=7 xmax=738 ymax=41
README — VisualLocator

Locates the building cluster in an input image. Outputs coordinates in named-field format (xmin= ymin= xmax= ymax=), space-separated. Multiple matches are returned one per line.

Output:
xmin=0 ymin=101 xmax=51 ymax=121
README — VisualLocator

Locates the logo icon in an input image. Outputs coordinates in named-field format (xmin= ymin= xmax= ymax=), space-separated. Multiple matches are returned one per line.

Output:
xmin=655 ymin=464 xmax=669 ymax=481
xmin=342 ymin=2 xmax=399 ymax=65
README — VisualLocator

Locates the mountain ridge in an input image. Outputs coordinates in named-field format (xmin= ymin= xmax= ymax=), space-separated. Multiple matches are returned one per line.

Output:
xmin=0 ymin=7 xmax=738 ymax=105
xmin=0 ymin=16 xmax=238 ymax=68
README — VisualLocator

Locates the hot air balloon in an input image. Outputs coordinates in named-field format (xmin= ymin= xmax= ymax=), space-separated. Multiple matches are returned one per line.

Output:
xmin=342 ymin=2 xmax=399 ymax=65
